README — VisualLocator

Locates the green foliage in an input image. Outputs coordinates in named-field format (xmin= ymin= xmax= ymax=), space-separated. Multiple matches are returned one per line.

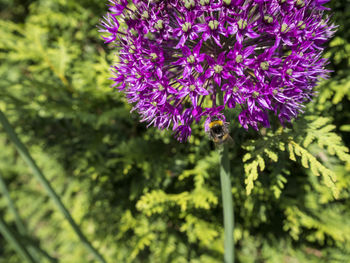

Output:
xmin=0 ymin=0 xmax=350 ymax=262
xmin=243 ymin=115 xmax=350 ymax=198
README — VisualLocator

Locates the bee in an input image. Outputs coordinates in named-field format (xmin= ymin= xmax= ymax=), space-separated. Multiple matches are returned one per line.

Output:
xmin=208 ymin=116 xmax=233 ymax=145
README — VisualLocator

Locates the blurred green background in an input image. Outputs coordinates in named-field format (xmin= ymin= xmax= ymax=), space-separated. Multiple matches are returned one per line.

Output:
xmin=0 ymin=0 xmax=350 ymax=262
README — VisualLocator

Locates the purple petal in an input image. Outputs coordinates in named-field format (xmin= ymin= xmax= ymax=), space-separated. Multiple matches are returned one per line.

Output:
xmin=193 ymin=41 xmax=202 ymax=56
xmin=182 ymin=46 xmax=191 ymax=57
xmin=175 ymin=35 xmax=187 ymax=49
xmin=205 ymin=68 xmax=214 ymax=79
xmin=156 ymin=68 xmax=163 ymax=79
xmin=195 ymin=64 xmax=203 ymax=73
xmin=217 ymin=52 xmax=226 ymax=65
xmin=214 ymin=74 xmax=221 ymax=86
xmin=183 ymin=66 xmax=191 ymax=78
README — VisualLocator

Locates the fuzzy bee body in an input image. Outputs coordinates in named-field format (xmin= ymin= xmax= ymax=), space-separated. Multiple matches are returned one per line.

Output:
xmin=208 ymin=116 xmax=233 ymax=145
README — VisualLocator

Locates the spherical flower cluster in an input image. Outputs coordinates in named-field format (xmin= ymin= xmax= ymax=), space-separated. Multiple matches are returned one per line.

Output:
xmin=100 ymin=0 xmax=334 ymax=142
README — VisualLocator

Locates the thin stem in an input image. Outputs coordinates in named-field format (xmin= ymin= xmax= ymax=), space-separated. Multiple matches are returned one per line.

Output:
xmin=217 ymin=90 xmax=234 ymax=263
xmin=0 ymin=215 xmax=36 ymax=263
xmin=0 ymin=173 xmax=26 ymax=234
xmin=0 ymin=172 xmax=57 ymax=263
xmin=0 ymin=110 xmax=107 ymax=263
xmin=219 ymin=144 xmax=234 ymax=263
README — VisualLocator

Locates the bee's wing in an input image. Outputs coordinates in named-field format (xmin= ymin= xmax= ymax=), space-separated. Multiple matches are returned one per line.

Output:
xmin=225 ymin=134 xmax=234 ymax=147
xmin=213 ymin=133 xmax=234 ymax=148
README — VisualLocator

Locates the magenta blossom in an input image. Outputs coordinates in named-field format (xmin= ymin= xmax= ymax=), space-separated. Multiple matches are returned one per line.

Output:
xmin=100 ymin=0 xmax=335 ymax=142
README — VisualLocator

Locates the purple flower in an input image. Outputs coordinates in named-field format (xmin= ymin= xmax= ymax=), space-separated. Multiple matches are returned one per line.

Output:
xmin=108 ymin=0 xmax=128 ymax=16
xmin=100 ymin=0 xmax=335 ymax=142
xmin=173 ymin=41 xmax=205 ymax=78
xmin=173 ymin=11 xmax=203 ymax=48
xmin=178 ymin=76 xmax=209 ymax=106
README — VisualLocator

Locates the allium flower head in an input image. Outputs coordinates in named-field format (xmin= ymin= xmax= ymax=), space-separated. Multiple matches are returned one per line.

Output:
xmin=100 ymin=0 xmax=335 ymax=142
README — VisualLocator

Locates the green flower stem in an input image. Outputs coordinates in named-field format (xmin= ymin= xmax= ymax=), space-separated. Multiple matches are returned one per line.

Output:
xmin=219 ymin=143 xmax=234 ymax=263
xmin=0 ymin=215 xmax=36 ymax=263
xmin=0 ymin=110 xmax=107 ymax=263
xmin=0 ymin=172 xmax=57 ymax=263
xmin=0 ymin=172 xmax=40 ymax=262
xmin=0 ymin=173 xmax=27 ymax=234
